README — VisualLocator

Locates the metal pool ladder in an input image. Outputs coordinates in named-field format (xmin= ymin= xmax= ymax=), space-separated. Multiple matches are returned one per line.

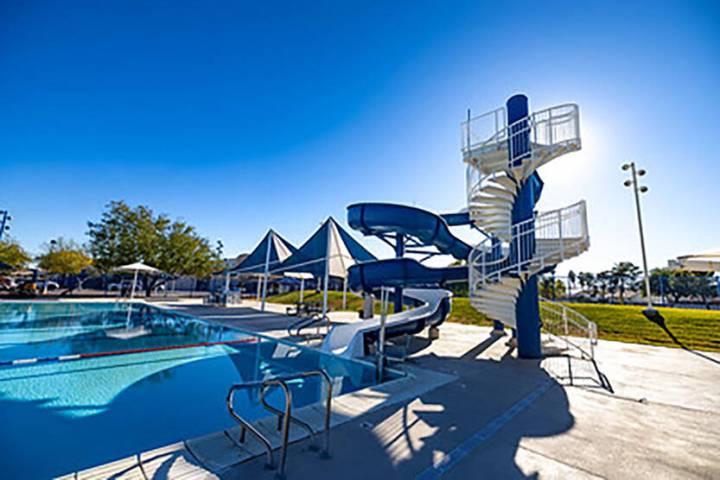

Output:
xmin=226 ymin=370 xmax=333 ymax=478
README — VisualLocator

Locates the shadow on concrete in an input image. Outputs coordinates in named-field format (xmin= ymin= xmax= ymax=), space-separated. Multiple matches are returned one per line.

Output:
xmin=226 ymin=342 xmax=575 ymax=479
xmin=646 ymin=311 xmax=720 ymax=366
xmin=460 ymin=332 xmax=506 ymax=360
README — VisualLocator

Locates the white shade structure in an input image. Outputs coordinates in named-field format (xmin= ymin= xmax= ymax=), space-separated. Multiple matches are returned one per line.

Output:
xmin=675 ymin=250 xmax=720 ymax=273
xmin=275 ymin=217 xmax=376 ymax=317
xmin=115 ymin=262 xmax=163 ymax=299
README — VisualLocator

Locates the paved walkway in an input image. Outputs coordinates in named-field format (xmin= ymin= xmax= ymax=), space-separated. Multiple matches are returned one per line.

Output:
xmin=157 ymin=300 xmax=720 ymax=479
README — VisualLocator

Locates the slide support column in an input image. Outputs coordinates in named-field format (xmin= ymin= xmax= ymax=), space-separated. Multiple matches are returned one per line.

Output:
xmin=394 ymin=233 xmax=405 ymax=313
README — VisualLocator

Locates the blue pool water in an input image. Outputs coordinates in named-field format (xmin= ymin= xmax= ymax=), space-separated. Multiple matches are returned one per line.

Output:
xmin=0 ymin=302 xmax=379 ymax=479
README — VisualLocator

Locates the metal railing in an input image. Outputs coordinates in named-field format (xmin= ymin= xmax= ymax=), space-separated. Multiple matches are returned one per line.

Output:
xmin=462 ymin=103 xmax=580 ymax=164
xmin=286 ymin=313 xmax=329 ymax=340
xmin=539 ymin=297 xmax=598 ymax=360
xmin=468 ymin=201 xmax=588 ymax=287
xmin=226 ymin=370 xmax=333 ymax=477
xmin=463 ymin=104 xmax=581 ymax=220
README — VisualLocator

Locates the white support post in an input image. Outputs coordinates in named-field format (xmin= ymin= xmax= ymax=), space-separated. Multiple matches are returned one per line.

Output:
xmin=130 ymin=269 xmax=139 ymax=300
xmin=260 ymin=233 xmax=272 ymax=312
xmin=342 ymin=277 xmax=348 ymax=310
xmin=558 ymin=209 xmax=564 ymax=261
xmin=299 ymin=277 xmax=305 ymax=303
xmin=377 ymin=287 xmax=389 ymax=382
xmin=322 ymin=223 xmax=332 ymax=321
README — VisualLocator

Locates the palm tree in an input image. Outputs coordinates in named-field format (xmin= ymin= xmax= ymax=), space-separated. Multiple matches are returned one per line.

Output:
xmin=567 ymin=270 xmax=577 ymax=296
xmin=595 ymin=271 xmax=612 ymax=301
xmin=578 ymin=271 xmax=595 ymax=295
xmin=610 ymin=262 xmax=641 ymax=304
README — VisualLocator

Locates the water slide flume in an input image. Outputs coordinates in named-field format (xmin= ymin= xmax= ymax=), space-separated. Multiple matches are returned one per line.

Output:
xmin=321 ymin=203 xmax=471 ymax=358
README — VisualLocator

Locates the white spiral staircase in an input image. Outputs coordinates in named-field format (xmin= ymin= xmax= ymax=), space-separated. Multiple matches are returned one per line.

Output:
xmin=463 ymin=104 xmax=581 ymax=242
xmin=463 ymin=102 xmax=596 ymax=357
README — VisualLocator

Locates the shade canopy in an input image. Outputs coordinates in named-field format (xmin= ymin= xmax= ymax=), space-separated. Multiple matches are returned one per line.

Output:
xmin=115 ymin=262 xmax=163 ymax=274
xmin=276 ymin=217 xmax=376 ymax=278
xmin=230 ymin=229 xmax=296 ymax=274
xmin=0 ymin=261 xmax=14 ymax=271
xmin=675 ymin=250 xmax=720 ymax=273
xmin=284 ymin=272 xmax=313 ymax=280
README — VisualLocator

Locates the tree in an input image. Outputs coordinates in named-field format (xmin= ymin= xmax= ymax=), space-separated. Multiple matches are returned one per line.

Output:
xmin=539 ymin=276 xmax=566 ymax=299
xmin=0 ymin=238 xmax=31 ymax=270
xmin=567 ymin=270 xmax=577 ymax=295
xmin=36 ymin=238 xmax=93 ymax=292
xmin=87 ymin=201 xmax=222 ymax=296
xmin=664 ymin=271 xmax=718 ymax=308
xmin=649 ymin=268 xmax=673 ymax=303
xmin=610 ymin=262 xmax=641 ymax=304
xmin=594 ymin=271 xmax=612 ymax=301
xmin=688 ymin=273 xmax=717 ymax=308
xmin=577 ymin=272 xmax=595 ymax=295
xmin=667 ymin=272 xmax=695 ymax=304
xmin=37 ymin=238 xmax=92 ymax=276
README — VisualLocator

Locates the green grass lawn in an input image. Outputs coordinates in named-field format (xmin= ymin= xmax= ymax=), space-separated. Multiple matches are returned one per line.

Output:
xmin=268 ymin=291 xmax=490 ymax=322
xmin=558 ymin=302 xmax=720 ymax=352
xmin=268 ymin=290 xmax=366 ymax=313
xmin=267 ymin=291 xmax=720 ymax=352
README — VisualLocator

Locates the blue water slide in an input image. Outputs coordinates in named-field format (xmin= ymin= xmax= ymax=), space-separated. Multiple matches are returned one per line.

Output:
xmin=322 ymin=203 xmax=470 ymax=358
xmin=347 ymin=203 xmax=470 ymax=290
xmin=348 ymin=258 xmax=466 ymax=290
xmin=347 ymin=203 xmax=472 ymax=260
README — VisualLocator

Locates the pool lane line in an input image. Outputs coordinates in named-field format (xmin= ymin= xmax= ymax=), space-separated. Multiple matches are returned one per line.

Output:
xmin=0 ymin=337 xmax=259 ymax=368
xmin=415 ymin=380 xmax=554 ymax=480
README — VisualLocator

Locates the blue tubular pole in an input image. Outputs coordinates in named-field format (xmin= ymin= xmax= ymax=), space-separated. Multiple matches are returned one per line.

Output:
xmin=394 ymin=233 xmax=405 ymax=313
xmin=491 ymin=236 xmax=504 ymax=333
xmin=507 ymin=94 xmax=543 ymax=359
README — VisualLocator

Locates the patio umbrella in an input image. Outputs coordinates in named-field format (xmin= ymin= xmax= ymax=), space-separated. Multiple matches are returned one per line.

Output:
xmin=0 ymin=261 xmax=13 ymax=271
xmin=115 ymin=262 xmax=163 ymax=299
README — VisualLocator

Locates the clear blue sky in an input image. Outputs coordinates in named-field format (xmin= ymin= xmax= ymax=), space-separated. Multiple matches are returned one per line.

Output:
xmin=1 ymin=0 xmax=719 ymax=273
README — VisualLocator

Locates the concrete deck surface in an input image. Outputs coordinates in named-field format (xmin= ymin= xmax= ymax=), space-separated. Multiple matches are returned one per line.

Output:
xmin=134 ymin=300 xmax=720 ymax=479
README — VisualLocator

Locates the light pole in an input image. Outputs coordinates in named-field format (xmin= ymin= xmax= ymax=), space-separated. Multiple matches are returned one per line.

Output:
xmin=217 ymin=239 xmax=230 ymax=295
xmin=0 ymin=210 xmax=11 ymax=241
xmin=44 ymin=239 xmax=58 ymax=295
xmin=622 ymin=162 xmax=657 ymax=318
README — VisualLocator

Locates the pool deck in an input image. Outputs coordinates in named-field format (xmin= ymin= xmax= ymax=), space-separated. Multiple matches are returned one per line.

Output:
xmin=66 ymin=299 xmax=720 ymax=479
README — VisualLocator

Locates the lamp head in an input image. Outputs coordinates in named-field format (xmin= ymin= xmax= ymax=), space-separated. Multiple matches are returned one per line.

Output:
xmin=637 ymin=169 xmax=646 ymax=176
xmin=622 ymin=163 xmax=631 ymax=171
xmin=623 ymin=180 xmax=633 ymax=187
xmin=639 ymin=186 xmax=649 ymax=193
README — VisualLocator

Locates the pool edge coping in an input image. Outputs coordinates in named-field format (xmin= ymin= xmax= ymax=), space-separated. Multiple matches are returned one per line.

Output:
xmin=62 ymin=362 xmax=458 ymax=479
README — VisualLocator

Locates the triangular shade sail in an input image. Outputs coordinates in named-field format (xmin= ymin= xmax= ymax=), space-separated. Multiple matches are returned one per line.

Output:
xmin=230 ymin=229 xmax=297 ymax=274
xmin=275 ymin=217 xmax=376 ymax=278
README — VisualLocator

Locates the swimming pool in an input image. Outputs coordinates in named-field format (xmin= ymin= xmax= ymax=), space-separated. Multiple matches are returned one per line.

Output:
xmin=0 ymin=302 xmax=380 ymax=479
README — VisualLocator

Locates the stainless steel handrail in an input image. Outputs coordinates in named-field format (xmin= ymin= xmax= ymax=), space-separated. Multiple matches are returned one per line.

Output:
xmin=227 ymin=380 xmax=276 ymax=469
xmin=259 ymin=384 xmax=317 ymax=449
xmin=226 ymin=369 xmax=333 ymax=477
